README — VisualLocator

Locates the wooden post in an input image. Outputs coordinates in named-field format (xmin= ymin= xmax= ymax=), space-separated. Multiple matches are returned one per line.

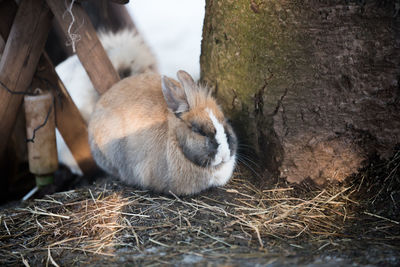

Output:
xmin=0 ymin=0 xmax=52 ymax=161
xmin=1 ymin=0 xmax=97 ymax=175
xmin=46 ymin=1 xmax=135 ymax=66
xmin=24 ymin=91 xmax=58 ymax=186
xmin=33 ymin=54 xmax=98 ymax=175
xmin=0 ymin=0 xmax=28 ymax=187
xmin=46 ymin=0 xmax=120 ymax=94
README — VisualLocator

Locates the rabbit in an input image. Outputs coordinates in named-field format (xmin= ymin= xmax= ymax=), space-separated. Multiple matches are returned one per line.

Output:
xmin=88 ymin=70 xmax=237 ymax=195
xmin=55 ymin=29 xmax=158 ymax=175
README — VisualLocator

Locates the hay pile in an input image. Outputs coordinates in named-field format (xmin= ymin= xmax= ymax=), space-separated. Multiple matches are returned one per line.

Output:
xmin=0 ymin=152 xmax=399 ymax=265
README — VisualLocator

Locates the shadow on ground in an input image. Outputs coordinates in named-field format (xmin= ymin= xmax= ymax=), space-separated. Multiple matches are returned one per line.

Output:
xmin=0 ymin=150 xmax=399 ymax=266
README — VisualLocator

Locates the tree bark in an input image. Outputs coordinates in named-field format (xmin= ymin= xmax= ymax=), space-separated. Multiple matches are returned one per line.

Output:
xmin=201 ymin=0 xmax=400 ymax=184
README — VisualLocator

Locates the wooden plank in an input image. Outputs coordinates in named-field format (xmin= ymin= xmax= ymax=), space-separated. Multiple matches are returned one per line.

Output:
xmin=0 ymin=0 xmax=29 ymax=186
xmin=45 ymin=1 xmax=135 ymax=66
xmin=0 ymin=0 xmax=52 ymax=161
xmin=46 ymin=0 xmax=120 ymax=94
xmin=1 ymin=0 xmax=97 ymax=175
xmin=33 ymin=54 xmax=98 ymax=175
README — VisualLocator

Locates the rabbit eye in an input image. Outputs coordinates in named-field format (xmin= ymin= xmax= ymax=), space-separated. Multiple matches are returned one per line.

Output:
xmin=191 ymin=124 xmax=206 ymax=136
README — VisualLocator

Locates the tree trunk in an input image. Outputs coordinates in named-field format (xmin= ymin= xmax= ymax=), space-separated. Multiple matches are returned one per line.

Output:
xmin=201 ymin=0 xmax=400 ymax=184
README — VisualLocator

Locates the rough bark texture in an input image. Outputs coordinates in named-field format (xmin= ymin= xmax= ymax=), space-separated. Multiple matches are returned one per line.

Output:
xmin=201 ymin=0 xmax=400 ymax=184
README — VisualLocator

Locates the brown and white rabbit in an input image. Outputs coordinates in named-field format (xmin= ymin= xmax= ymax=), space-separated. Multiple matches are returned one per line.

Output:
xmin=56 ymin=30 xmax=157 ymax=175
xmin=88 ymin=71 xmax=237 ymax=195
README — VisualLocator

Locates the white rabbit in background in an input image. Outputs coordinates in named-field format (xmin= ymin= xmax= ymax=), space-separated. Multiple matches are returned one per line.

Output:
xmin=88 ymin=71 xmax=237 ymax=195
xmin=56 ymin=29 xmax=158 ymax=175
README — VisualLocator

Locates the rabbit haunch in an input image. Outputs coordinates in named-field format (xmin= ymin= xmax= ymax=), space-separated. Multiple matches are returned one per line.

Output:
xmin=88 ymin=71 xmax=237 ymax=195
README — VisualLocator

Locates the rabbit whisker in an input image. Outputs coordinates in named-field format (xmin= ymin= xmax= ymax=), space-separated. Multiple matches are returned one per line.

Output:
xmin=236 ymin=156 xmax=262 ymax=180
xmin=237 ymin=154 xmax=261 ymax=170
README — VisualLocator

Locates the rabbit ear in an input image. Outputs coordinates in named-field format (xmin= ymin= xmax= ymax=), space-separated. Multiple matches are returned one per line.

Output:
xmin=161 ymin=76 xmax=189 ymax=114
xmin=177 ymin=70 xmax=196 ymax=91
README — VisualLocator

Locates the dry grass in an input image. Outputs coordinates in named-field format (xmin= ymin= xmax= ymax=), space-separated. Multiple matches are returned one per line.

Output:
xmin=0 ymin=154 xmax=399 ymax=265
xmin=0 ymin=189 xmax=135 ymax=263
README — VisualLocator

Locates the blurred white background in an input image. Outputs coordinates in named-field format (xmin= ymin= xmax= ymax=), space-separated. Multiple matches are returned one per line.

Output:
xmin=127 ymin=0 xmax=205 ymax=80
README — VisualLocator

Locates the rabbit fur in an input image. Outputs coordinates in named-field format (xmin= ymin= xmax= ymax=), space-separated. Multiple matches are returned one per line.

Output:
xmin=55 ymin=29 xmax=157 ymax=175
xmin=88 ymin=71 xmax=237 ymax=195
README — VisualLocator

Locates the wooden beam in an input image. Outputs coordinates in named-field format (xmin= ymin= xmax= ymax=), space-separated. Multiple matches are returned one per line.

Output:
xmin=46 ymin=0 xmax=120 ymax=94
xmin=1 ymin=0 xmax=97 ymax=175
xmin=45 ymin=1 xmax=136 ymax=66
xmin=0 ymin=0 xmax=28 ymax=186
xmin=33 ymin=54 xmax=98 ymax=175
xmin=0 ymin=0 xmax=52 ymax=161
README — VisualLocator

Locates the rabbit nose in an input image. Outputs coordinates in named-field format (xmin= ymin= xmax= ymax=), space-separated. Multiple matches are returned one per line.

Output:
xmin=209 ymin=139 xmax=219 ymax=150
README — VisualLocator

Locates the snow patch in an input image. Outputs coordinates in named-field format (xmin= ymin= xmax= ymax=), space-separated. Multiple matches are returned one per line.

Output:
xmin=127 ymin=0 xmax=205 ymax=79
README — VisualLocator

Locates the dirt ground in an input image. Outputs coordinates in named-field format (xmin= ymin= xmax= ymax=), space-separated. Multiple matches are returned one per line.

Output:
xmin=0 ymin=150 xmax=399 ymax=266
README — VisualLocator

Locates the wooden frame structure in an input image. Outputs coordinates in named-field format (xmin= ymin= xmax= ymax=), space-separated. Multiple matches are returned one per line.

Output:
xmin=0 ymin=0 xmax=128 ymax=175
